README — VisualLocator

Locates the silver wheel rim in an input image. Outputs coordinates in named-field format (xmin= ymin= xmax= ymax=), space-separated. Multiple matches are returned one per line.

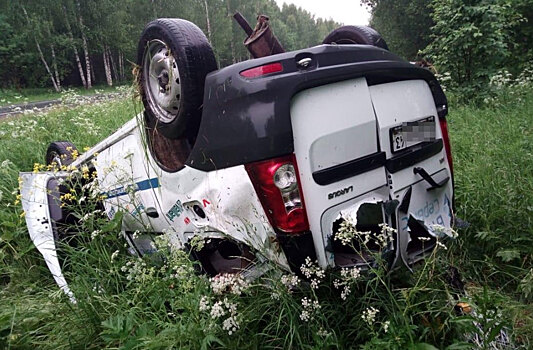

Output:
xmin=49 ymin=151 xmax=62 ymax=167
xmin=143 ymin=39 xmax=182 ymax=124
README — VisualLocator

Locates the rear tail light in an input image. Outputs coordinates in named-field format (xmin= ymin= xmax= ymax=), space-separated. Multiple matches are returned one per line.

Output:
xmin=439 ymin=117 xmax=454 ymax=178
xmin=245 ymin=154 xmax=309 ymax=233
xmin=240 ymin=62 xmax=283 ymax=79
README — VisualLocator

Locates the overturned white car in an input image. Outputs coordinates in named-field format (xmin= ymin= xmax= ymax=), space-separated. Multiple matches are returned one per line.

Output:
xmin=20 ymin=18 xmax=455 ymax=297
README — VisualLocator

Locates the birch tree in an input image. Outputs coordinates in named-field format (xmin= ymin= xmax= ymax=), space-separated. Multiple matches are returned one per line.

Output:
xmin=21 ymin=5 xmax=60 ymax=92
xmin=77 ymin=2 xmax=92 ymax=89
xmin=62 ymin=4 xmax=87 ymax=88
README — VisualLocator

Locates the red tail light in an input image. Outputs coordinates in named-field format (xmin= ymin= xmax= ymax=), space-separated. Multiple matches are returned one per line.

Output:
xmin=240 ymin=62 xmax=283 ymax=79
xmin=439 ymin=118 xmax=453 ymax=178
xmin=245 ymin=154 xmax=309 ymax=233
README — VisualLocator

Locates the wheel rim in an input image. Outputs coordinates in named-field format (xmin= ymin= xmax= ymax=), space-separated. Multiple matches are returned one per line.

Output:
xmin=49 ymin=151 xmax=62 ymax=167
xmin=143 ymin=39 xmax=182 ymax=124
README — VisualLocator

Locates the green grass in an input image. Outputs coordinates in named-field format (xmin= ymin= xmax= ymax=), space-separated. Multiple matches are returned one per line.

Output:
xmin=0 ymin=86 xmax=532 ymax=349
xmin=0 ymin=84 xmax=131 ymax=108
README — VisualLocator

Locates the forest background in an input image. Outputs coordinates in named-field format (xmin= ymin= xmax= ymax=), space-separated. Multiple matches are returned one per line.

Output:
xmin=1 ymin=0 xmax=532 ymax=102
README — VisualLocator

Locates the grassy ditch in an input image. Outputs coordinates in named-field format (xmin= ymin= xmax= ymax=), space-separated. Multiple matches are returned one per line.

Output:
xmin=0 ymin=87 xmax=532 ymax=349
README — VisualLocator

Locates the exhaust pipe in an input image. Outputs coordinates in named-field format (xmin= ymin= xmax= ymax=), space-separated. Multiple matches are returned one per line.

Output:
xmin=233 ymin=12 xmax=285 ymax=58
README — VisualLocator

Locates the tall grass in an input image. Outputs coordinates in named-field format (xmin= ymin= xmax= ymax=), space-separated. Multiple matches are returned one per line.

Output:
xmin=0 ymin=87 xmax=532 ymax=349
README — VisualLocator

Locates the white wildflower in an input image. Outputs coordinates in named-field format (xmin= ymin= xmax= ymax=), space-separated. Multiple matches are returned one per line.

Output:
xmin=110 ymin=250 xmax=119 ymax=261
xmin=430 ymin=224 xmax=458 ymax=239
xmin=341 ymin=267 xmax=361 ymax=280
xmin=300 ymin=297 xmax=321 ymax=322
xmin=362 ymin=306 xmax=379 ymax=326
xmin=91 ymin=230 xmax=101 ymax=240
xmin=223 ymin=298 xmax=238 ymax=315
xmin=377 ymin=223 xmax=396 ymax=248
xmin=317 ymin=327 xmax=331 ymax=337
xmin=334 ymin=267 xmax=361 ymax=300
xmin=335 ymin=218 xmax=357 ymax=245
xmin=222 ymin=315 xmax=240 ymax=335
xmin=436 ymin=240 xmax=448 ymax=250
xmin=300 ymin=257 xmax=325 ymax=289
xmin=383 ymin=320 xmax=390 ymax=333
xmin=281 ymin=274 xmax=300 ymax=290
xmin=300 ymin=310 xmax=310 ymax=322
xmin=210 ymin=301 xmax=226 ymax=319
xmin=199 ymin=296 xmax=210 ymax=312
xmin=210 ymin=273 xmax=249 ymax=295
xmin=340 ymin=285 xmax=351 ymax=300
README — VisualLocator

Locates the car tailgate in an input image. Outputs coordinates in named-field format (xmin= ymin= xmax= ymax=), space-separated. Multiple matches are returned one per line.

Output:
xmin=369 ymin=79 xmax=453 ymax=265
xmin=291 ymin=77 xmax=389 ymax=267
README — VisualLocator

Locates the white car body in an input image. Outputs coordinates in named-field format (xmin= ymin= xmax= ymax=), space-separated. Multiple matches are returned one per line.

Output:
xmin=21 ymin=44 xmax=455 ymax=296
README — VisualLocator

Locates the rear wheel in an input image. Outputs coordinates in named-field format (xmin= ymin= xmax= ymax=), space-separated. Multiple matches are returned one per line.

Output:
xmin=323 ymin=25 xmax=389 ymax=50
xmin=137 ymin=19 xmax=217 ymax=139
xmin=45 ymin=141 xmax=77 ymax=168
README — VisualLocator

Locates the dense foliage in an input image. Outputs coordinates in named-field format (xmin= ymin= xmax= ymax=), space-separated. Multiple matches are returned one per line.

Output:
xmin=365 ymin=0 xmax=533 ymax=102
xmin=362 ymin=0 xmax=433 ymax=61
xmin=0 ymin=0 xmax=338 ymax=90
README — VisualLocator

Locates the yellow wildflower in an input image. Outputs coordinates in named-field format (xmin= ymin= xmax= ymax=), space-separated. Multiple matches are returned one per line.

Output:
xmin=81 ymin=165 xmax=90 ymax=179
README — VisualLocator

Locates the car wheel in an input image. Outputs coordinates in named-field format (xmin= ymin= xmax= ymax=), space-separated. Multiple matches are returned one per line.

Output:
xmin=137 ymin=19 xmax=218 ymax=139
xmin=45 ymin=141 xmax=77 ymax=167
xmin=322 ymin=25 xmax=389 ymax=50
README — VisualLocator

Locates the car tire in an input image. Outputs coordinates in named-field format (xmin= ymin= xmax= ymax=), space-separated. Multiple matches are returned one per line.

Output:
xmin=322 ymin=25 xmax=389 ymax=50
xmin=137 ymin=19 xmax=218 ymax=139
xmin=45 ymin=141 xmax=77 ymax=167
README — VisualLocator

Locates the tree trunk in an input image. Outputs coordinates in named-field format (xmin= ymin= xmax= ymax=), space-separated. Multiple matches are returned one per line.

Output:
xmin=62 ymin=5 xmax=87 ymax=88
xmin=118 ymin=52 xmax=123 ymax=81
xmin=226 ymin=1 xmax=236 ymax=63
xmin=22 ymin=6 xmax=60 ymax=92
xmin=77 ymin=1 xmax=91 ymax=89
xmin=203 ymin=0 xmax=212 ymax=44
xmin=103 ymin=46 xmax=113 ymax=86
xmin=90 ymin=55 xmax=95 ymax=85
xmin=119 ymin=52 xmax=125 ymax=81
xmin=50 ymin=43 xmax=61 ymax=91
xmin=108 ymin=47 xmax=119 ymax=82
xmin=46 ymin=23 xmax=61 ymax=91
xmin=81 ymin=33 xmax=91 ymax=89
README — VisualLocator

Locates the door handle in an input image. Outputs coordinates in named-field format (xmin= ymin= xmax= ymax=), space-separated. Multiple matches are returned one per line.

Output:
xmin=145 ymin=207 xmax=159 ymax=218
xmin=413 ymin=167 xmax=449 ymax=191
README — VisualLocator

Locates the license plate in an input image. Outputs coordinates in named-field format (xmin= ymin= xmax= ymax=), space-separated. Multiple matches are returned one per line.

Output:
xmin=390 ymin=116 xmax=436 ymax=153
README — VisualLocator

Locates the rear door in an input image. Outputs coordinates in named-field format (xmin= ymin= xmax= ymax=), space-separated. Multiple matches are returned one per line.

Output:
xmin=291 ymin=77 xmax=390 ymax=267
xmin=291 ymin=77 xmax=453 ymax=269
xmin=369 ymin=79 xmax=453 ymax=264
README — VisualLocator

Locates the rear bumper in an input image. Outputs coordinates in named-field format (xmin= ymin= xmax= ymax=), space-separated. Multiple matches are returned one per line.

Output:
xmin=187 ymin=44 xmax=447 ymax=171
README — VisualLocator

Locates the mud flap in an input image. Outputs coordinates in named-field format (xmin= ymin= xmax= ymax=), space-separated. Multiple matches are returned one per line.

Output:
xmin=20 ymin=173 xmax=75 ymax=302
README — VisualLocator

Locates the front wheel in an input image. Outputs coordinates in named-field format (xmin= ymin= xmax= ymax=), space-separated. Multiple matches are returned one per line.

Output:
xmin=45 ymin=141 xmax=77 ymax=168
xmin=137 ymin=19 xmax=218 ymax=139
xmin=323 ymin=25 xmax=389 ymax=50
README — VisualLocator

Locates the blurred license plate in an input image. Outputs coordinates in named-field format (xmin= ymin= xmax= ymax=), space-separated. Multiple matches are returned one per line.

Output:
xmin=390 ymin=116 xmax=436 ymax=153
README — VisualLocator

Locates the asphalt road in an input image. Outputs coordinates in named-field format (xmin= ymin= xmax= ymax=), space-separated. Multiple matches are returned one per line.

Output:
xmin=0 ymin=93 xmax=121 ymax=119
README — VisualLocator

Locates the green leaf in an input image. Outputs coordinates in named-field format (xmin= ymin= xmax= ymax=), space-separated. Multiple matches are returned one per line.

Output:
xmin=496 ymin=249 xmax=521 ymax=262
